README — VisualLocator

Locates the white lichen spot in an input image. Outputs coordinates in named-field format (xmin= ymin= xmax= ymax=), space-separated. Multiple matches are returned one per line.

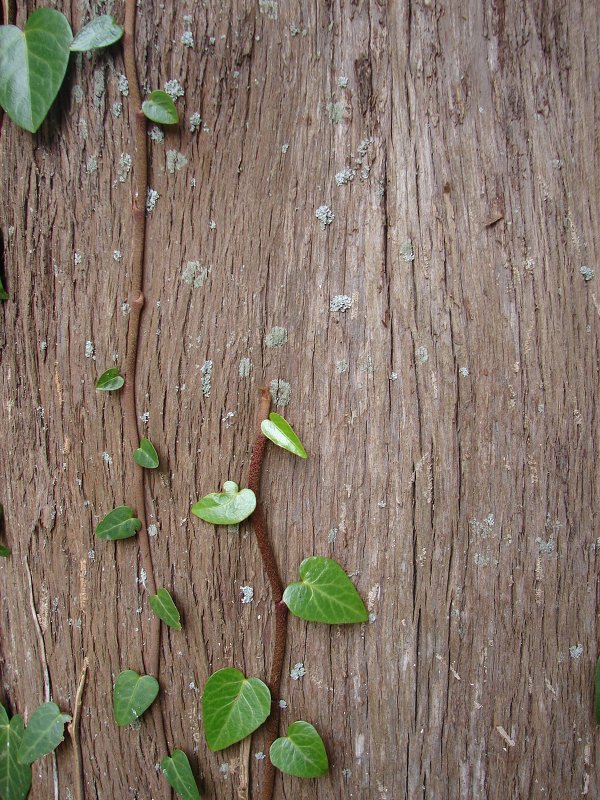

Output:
xmin=469 ymin=514 xmax=495 ymax=538
xmin=390 ymin=371 xmax=398 ymax=381
xmin=315 ymin=205 xmax=335 ymax=229
xmin=569 ymin=644 xmax=583 ymax=659
xmin=121 ymin=302 xmax=131 ymax=316
xmin=335 ymin=360 xmax=349 ymax=373
xmin=74 ymin=252 xmax=83 ymax=266
xmin=254 ymin=751 xmax=266 ymax=760
xmin=88 ymin=549 xmax=95 ymax=561
xmin=219 ymin=763 xmax=230 ymax=779
xmin=138 ymin=568 xmax=147 ymax=589
xmin=270 ymin=379 xmax=291 ymax=407
xmin=40 ymin=340 xmax=48 ymax=352
xmin=377 ymin=500 xmax=387 ymax=508
xmin=146 ymin=188 xmax=159 ymax=213
xmin=166 ymin=150 xmax=188 ymax=173
xmin=415 ymin=345 xmax=429 ymax=364
xmin=148 ymin=126 xmax=164 ymax=143
xmin=181 ymin=30 xmax=194 ymax=47
xmin=290 ymin=23 xmax=300 ymax=36
xmin=335 ymin=167 xmax=355 ymax=186
xmin=208 ymin=36 xmax=216 ymax=45
xmin=459 ymin=366 xmax=470 ymax=377
xmin=182 ymin=260 xmax=209 ymax=288
xmin=84 ymin=340 xmax=95 ymax=359
xmin=147 ymin=523 xmax=158 ymax=538
xmin=240 ymin=586 xmax=254 ymax=604
xmin=400 ymin=240 xmax=415 ymax=262
xmin=238 ymin=357 xmax=252 ymax=377
xmin=116 ymin=74 xmax=129 ymax=96
xmin=330 ymin=294 xmax=352 ymax=312
xmin=183 ymin=14 xmax=193 ymax=23
xmin=113 ymin=250 xmax=122 ymax=261
xmin=290 ymin=662 xmax=306 ymax=680
xmin=101 ymin=451 xmax=112 ymax=465
xmin=342 ymin=768 xmax=352 ymax=778
xmin=201 ymin=360 xmax=213 ymax=397
xmin=368 ymin=612 xmax=377 ymax=623
xmin=357 ymin=137 xmax=374 ymax=157
xmin=338 ymin=76 xmax=349 ymax=88
xmin=164 ymin=79 xmax=184 ymax=101
xmin=536 ymin=537 xmax=554 ymax=554
xmin=327 ymin=101 xmax=346 ymax=124
xmin=278 ymin=699 xmax=288 ymax=709
xmin=117 ymin=153 xmax=133 ymax=183
xmin=580 ymin=265 xmax=595 ymax=282
xmin=140 ymin=411 xmax=150 ymax=425
xmin=265 ymin=326 xmax=288 ymax=348
xmin=259 ymin=0 xmax=278 ymax=19
xmin=281 ymin=143 xmax=289 ymax=154
xmin=86 ymin=156 xmax=98 ymax=174
xmin=111 ymin=102 xmax=122 ymax=118
xmin=208 ymin=220 xmax=217 ymax=230
xmin=72 ymin=85 xmax=84 ymax=103
xmin=328 ymin=527 xmax=338 ymax=543
xmin=189 ymin=112 xmax=202 ymax=132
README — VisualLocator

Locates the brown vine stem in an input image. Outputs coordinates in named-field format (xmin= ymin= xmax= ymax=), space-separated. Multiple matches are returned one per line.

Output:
xmin=68 ymin=657 xmax=88 ymax=800
xmin=248 ymin=388 xmax=289 ymax=800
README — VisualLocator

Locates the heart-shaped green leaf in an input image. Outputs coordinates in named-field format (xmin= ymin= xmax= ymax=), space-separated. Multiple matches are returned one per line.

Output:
xmin=113 ymin=670 xmax=159 ymax=727
xmin=595 ymin=655 xmax=600 ymax=724
xmin=0 ymin=9 xmax=73 ymax=133
xmin=70 ymin=15 xmax=123 ymax=51
xmin=161 ymin=749 xmax=202 ymax=799
xmin=133 ymin=437 xmax=159 ymax=469
xmin=283 ymin=556 xmax=368 ymax=624
xmin=96 ymin=506 xmax=141 ymax=541
xmin=0 ymin=705 xmax=32 ymax=800
xmin=0 ymin=276 xmax=7 ymax=301
xmin=96 ymin=368 xmax=124 ymax=391
xmin=261 ymin=413 xmax=307 ymax=459
xmin=269 ymin=721 xmax=329 ymax=778
xmin=191 ymin=482 xmax=256 ymax=526
xmin=149 ymin=588 xmax=182 ymax=630
xmin=142 ymin=90 xmax=179 ymax=125
xmin=17 ymin=702 xmax=71 ymax=765
xmin=202 ymin=668 xmax=271 ymax=751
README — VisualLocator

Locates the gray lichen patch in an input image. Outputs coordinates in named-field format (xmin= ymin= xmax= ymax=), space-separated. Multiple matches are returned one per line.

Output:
xmin=330 ymin=295 xmax=352 ymax=312
xmin=146 ymin=189 xmax=159 ymax=212
xmin=338 ymin=76 xmax=349 ymax=88
xmin=181 ymin=30 xmax=194 ymax=47
xmin=239 ymin=357 xmax=252 ymax=377
xmin=85 ymin=156 xmax=98 ymax=174
xmin=117 ymin=153 xmax=132 ymax=183
xmin=72 ymin=85 xmax=84 ymax=104
xmin=270 ymin=379 xmax=291 ymax=407
xmin=148 ymin=126 xmax=164 ymax=142
xmin=93 ymin=68 xmax=105 ymax=106
xmin=164 ymin=79 xmax=184 ymax=101
xmin=265 ymin=326 xmax=288 ymax=348
xmin=469 ymin=513 xmax=495 ymax=539
xmin=327 ymin=100 xmax=346 ymax=124
xmin=259 ymin=0 xmax=278 ymax=19
xmin=580 ymin=265 xmax=595 ymax=281
xmin=335 ymin=359 xmax=349 ymax=373
xmin=335 ymin=167 xmax=355 ymax=186
xmin=182 ymin=261 xmax=209 ymax=288
xmin=201 ymin=361 xmax=213 ymax=397
xmin=166 ymin=150 xmax=188 ymax=173
xmin=189 ymin=112 xmax=202 ymax=133
xmin=400 ymin=240 xmax=415 ymax=262
xmin=415 ymin=345 xmax=429 ymax=364
xmin=316 ymin=205 xmax=335 ymax=228
xmin=290 ymin=662 xmax=306 ymax=680
xmin=116 ymin=74 xmax=129 ymax=96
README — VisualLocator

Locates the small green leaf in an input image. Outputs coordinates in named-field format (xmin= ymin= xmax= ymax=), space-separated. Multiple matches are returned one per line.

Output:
xmin=0 ymin=546 xmax=10 ymax=558
xmin=202 ymin=668 xmax=271 ymax=751
xmin=0 ymin=276 xmax=8 ymax=301
xmin=95 ymin=368 xmax=125 ymax=391
xmin=191 ymin=482 xmax=256 ymax=526
xmin=261 ymin=413 xmax=307 ymax=459
xmin=70 ymin=15 xmax=123 ymax=51
xmin=142 ymin=90 xmax=179 ymax=125
xmin=17 ymin=702 xmax=71 ymax=765
xmin=113 ymin=670 xmax=159 ymax=727
xmin=133 ymin=437 xmax=159 ymax=469
xmin=595 ymin=655 xmax=600 ymax=724
xmin=161 ymin=750 xmax=202 ymax=799
xmin=149 ymin=588 xmax=182 ymax=630
xmin=96 ymin=506 xmax=141 ymax=541
xmin=0 ymin=9 xmax=73 ymax=133
xmin=0 ymin=705 xmax=32 ymax=800
xmin=269 ymin=721 xmax=328 ymax=778
xmin=283 ymin=556 xmax=368 ymax=624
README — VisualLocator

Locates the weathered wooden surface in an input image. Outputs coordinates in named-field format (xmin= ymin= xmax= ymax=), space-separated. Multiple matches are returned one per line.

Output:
xmin=1 ymin=1 xmax=599 ymax=798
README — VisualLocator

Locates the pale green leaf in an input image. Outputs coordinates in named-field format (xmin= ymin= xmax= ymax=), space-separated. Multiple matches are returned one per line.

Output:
xmin=17 ymin=702 xmax=71 ymax=765
xmin=283 ymin=556 xmax=368 ymax=624
xmin=96 ymin=506 xmax=141 ymax=541
xmin=261 ymin=413 xmax=307 ymax=459
xmin=202 ymin=668 xmax=270 ymax=751
xmin=191 ymin=482 xmax=256 ymax=526
xmin=142 ymin=90 xmax=179 ymax=125
xmin=149 ymin=588 xmax=182 ymax=630
xmin=0 ymin=9 xmax=73 ymax=133
xmin=113 ymin=670 xmax=159 ymax=727
xmin=133 ymin=438 xmax=159 ymax=469
xmin=269 ymin=721 xmax=328 ymax=778
xmin=0 ymin=705 xmax=32 ymax=800
xmin=161 ymin=750 xmax=202 ymax=799
xmin=70 ymin=15 xmax=123 ymax=51
xmin=96 ymin=368 xmax=124 ymax=391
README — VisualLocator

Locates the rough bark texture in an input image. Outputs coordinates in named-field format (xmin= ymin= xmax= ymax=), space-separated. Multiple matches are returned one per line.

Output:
xmin=0 ymin=1 xmax=599 ymax=798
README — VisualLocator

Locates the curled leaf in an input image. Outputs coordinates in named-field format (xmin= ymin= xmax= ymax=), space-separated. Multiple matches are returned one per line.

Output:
xmin=142 ymin=90 xmax=179 ymax=125
xmin=17 ymin=702 xmax=71 ymax=765
xmin=70 ymin=15 xmax=123 ymax=51
xmin=161 ymin=749 xmax=202 ymax=799
xmin=133 ymin=437 xmax=159 ymax=469
xmin=96 ymin=368 xmax=125 ymax=391
xmin=191 ymin=481 xmax=256 ymax=526
xmin=96 ymin=506 xmax=141 ymax=541
xmin=149 ymin=588 xmax=182 ymax=630
xmin=261 ymin=412 xmax=307 ymax=459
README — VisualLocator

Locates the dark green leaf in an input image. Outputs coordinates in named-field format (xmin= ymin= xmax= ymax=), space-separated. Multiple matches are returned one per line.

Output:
xmin=141 ymin=91 xmax=179 ymax=125
xmin=96 ymin=368 xmax=125 ymax=391
xmin=595 ymin=655 xmax=600 ymax=724
xmin=269 ymin=721 xmax=328 ymax=778
xmin=261 ymin=413 xmax=307 ymax=459
xmin=17 ymin=702 xmax=71 ymax=765
xmin=202 ymin=668 xmax=270 ymax=751
xmin=283 ymin=556 xmax=368 ymax=624
xmin=70 ymin=15 xmax=123 ymax=51
xmin=0 ymin=546 xmax=10 ymax=558
xmin=161 ymin=750 xmax=202 ymax=799
xmin=0 ymin=276 xmax=7 ymax=301
xmin=149 ymin=588 xmax=182 ymax=630
xmin=113 ymin=670 xmax=159 ymax=727
xmin=0 ymin=705 xmax=32 ymax=800
xmin=96 ymin=506 xmax=141 ymax=541
xmin=0 ymin=9 xmax=73 ymax=133
xmin=191 ymin=481 xmax=256 ymax=526
xmin=133 ymin=437 xmax=159 ymax=469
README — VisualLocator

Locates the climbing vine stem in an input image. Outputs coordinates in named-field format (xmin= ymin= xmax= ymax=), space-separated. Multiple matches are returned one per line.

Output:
xmin=248 ymin=388 xmax=289 ymax=800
